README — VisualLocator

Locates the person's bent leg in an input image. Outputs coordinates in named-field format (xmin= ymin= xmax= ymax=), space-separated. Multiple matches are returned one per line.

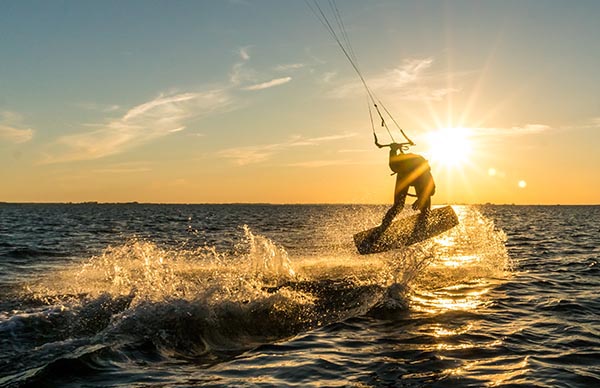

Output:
xmin=413 ymin=175 xmax=435 ymax=236
xmin=381 ymin=203 xmax=400 ymax=229
xmin=382 ymin=184 xmax=408 ymax=229
xmin=413 ymin=173 xmax=435 ymax=213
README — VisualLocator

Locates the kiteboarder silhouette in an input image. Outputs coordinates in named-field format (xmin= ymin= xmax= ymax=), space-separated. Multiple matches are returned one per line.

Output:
xmin=375 ymin=136 xmax=436 ymax=230
xmin=306 ymin=0 xmax=457 ymax=254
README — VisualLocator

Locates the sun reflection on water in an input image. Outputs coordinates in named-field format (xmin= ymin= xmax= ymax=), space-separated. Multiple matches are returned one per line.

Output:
xmin=410 ymin=285 xmax=492 ymax=314
xmin=410 ymin=206 xmax=509 ymax=314
xmin=433 ymin=323 xmax=473 ymax=337
xmin=402 ymin=206 xmax=513 ymax=384
xmin=444 ymin=355 xmax=531 ymax=386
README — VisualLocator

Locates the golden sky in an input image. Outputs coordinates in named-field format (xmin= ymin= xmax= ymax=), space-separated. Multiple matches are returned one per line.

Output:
xmin=1 ymin=1 xmax=599 ymax=204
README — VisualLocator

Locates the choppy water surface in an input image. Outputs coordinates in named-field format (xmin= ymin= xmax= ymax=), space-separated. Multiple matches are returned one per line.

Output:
xmin=0 ymin=204 xmax=598 ymax=387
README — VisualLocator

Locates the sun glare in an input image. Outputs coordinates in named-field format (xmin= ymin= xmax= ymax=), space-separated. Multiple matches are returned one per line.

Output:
xmin=424 ymin=127 xmax=473 ymax=169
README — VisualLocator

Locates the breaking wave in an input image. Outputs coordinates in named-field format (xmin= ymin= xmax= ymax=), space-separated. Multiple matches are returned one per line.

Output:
xmin=1 ymin=206 xmax=509 ymax=386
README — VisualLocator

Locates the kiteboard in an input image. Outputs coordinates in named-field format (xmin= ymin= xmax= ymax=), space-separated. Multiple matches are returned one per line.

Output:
xmin=354 ymin=205 xmax=459 ymax=254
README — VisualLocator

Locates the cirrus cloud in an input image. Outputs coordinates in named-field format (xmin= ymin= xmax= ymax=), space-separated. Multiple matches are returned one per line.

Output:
xmin=243 ymin=77 xmax=292 ymax=91
xmin=469 ymin=123 xmax=552 ymax=138
xmin=0 ymin=125 xmax=33 ymax=144
xmin=42 ymin=89 xmax=235 ymax=164
xmin=0 ymin=111 xmax=34 ymax=143
xmin=328 ymin=57 xmax=460 ymax=101
xmin=217 ymin=132 xmax=356 ymax=165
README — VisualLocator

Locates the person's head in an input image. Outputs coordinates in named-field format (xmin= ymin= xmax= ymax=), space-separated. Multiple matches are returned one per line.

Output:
xmin=390 ymin=143 xmax=402 ymax=152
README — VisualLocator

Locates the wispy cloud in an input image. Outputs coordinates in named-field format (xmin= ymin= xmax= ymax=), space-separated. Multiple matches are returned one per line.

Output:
xmin=230 ymin=46 xmax=255 ymax=85
xmin=328 ymin=57 xmax=459 ymax=101
xmin=230 ymin=47 xmax=297 ymax=92
xmin=93 ymin=166 xmax=152 ymax=174
xmin=0 ymin=124 xmax=34 ymax=143
xmin=43 ymin=89 xmax=234 ymax=163
xmin=510 ymin=124 xmax=551 ymax=134
xmin=383 ymin=58 xmax=433 ymax=85
xmin=217 ymin=144 xmax=281 ymax=165
xmin=217 ymin=132 xmax=357 ymax=165
xmin=470 ymin=124 xmax=552 ymax=137
xmin=469 ymin=119 xmax=600 ymax=138
xmin=1 ymin=111 xmax=23 ymax=122
xmin=40 ymin=42 xmax=303 ymax=164
xmin=572 ymin=117 xmax=600 ymax=130
xmin=306 ymin=133 xmax=357 ymax=142
xmin=0 ymin=111 xmax=34 ymax=143
xmin=239 ymin=47 xmax=250 ymax=61
xmin=338 ymin=148 xmax=370 ymax=153
xmin=274 ymin=63 xmax=305 ymax=72
xmin=75 ymin=102 xmax=121 ymax=113
xmin=322 ymin=71 xmax=337 ymax=83
xmin=287 ymin=159 xmax=357 ymax=168
xmin=243 ymin=77 xmax=292 ymax=91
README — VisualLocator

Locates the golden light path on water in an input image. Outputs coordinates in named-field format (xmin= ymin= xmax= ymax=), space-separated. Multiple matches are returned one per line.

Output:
xmin=19 ymin=202 xmax=527 ymax=386
xmin=405 ymin=206 xmax=525 ymax=385
xmin=410 ymin=207 xmax=503 ymax=314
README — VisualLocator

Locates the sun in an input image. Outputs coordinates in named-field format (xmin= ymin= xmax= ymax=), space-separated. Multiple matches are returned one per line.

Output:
xmin=423 ymin=127 xmax=473 ymax=169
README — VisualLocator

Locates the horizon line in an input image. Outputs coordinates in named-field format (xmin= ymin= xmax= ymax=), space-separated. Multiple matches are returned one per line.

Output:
xmin=1 ymin=201 xmax=598 ymax=206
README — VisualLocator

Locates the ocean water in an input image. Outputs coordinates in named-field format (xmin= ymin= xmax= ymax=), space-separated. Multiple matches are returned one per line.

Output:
xmin=0 ymin=204 xmax=598 ymax=387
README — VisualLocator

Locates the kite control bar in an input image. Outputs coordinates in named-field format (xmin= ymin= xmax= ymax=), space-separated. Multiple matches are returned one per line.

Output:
xmin=373 ymin=133 xmax=414 ymax=152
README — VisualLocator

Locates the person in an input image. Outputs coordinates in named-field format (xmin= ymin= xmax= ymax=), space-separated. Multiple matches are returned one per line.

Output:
xmin=376 ymin=140 xmax=436 ymax=230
